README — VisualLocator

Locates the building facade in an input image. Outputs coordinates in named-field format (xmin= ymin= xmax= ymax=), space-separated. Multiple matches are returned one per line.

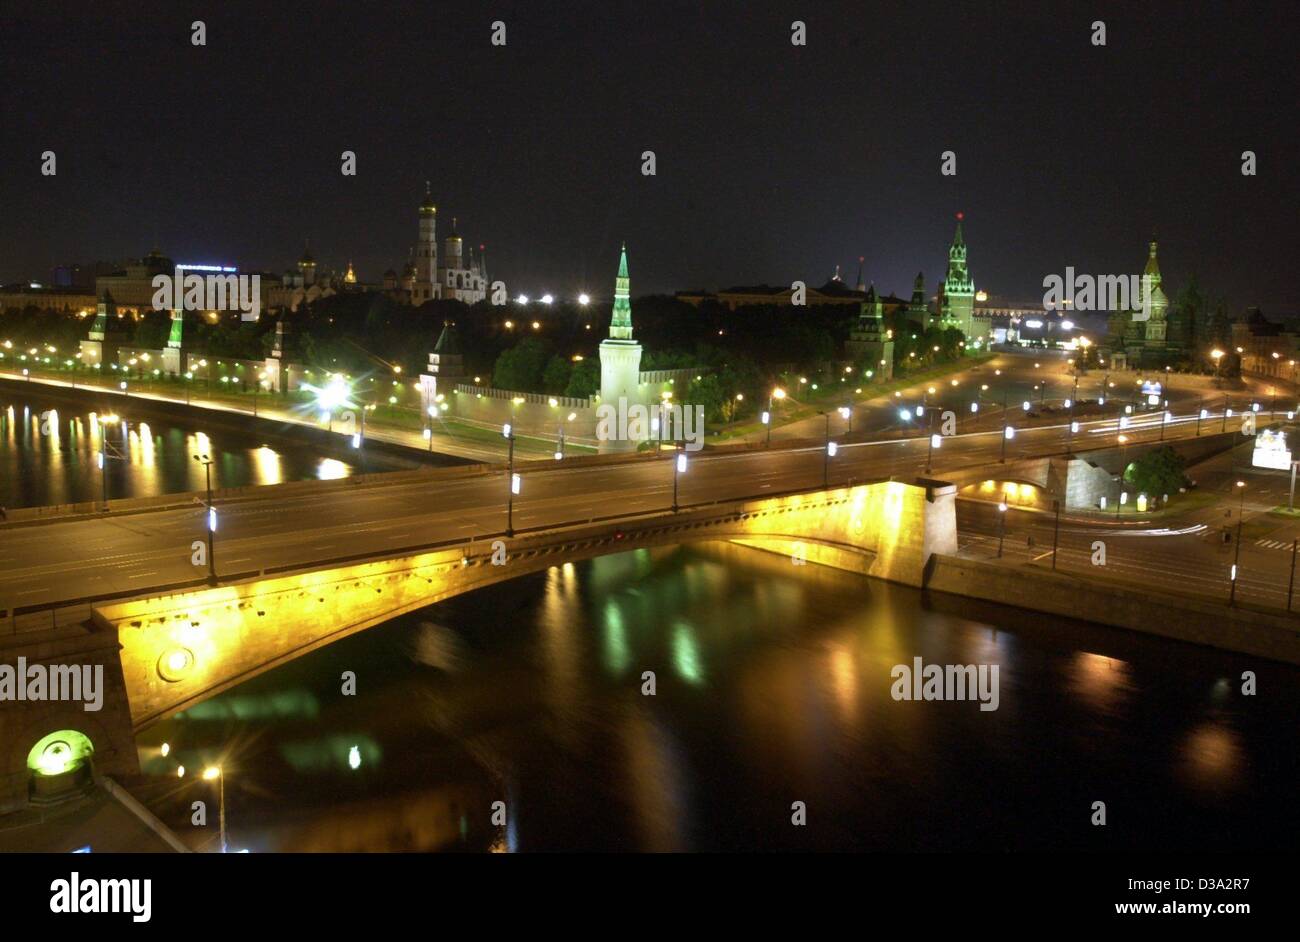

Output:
xmin=392 ymin=184 xmax=488 ymax=305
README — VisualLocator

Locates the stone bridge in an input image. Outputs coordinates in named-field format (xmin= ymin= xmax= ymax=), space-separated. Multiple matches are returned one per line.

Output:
xmin=2 ymin=478 xmax=957 ymax=812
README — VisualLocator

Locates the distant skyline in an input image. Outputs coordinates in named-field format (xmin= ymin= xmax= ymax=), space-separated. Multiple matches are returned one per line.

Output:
xmin=2 ymin=1 xmax=1296 ymax=311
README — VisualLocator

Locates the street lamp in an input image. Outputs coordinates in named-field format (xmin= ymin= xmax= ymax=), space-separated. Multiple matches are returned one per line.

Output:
xmin=927 ymin=429 xmax=941 ymax=472
xmin=503 ymin=424 xmax=516 ymax=536
xmin=193 ymin=454 xmax=217 ymax=582
xmin=820 ymin=412 xmax=834 ymax=486
xmin=1230 ymin=480 xmax=1246 ymax=604
xmin=98 ymin=413 xmax=121 ymax=509
xmin=672 ymin=452 xmax=688 ymax=512
xmin=997 ymin=501 xmax=1008 ymax=558
xmin=202 ymin=766 xmax=227 ymax=854
xmin=315 ymin=376 xmax=350 ymax=433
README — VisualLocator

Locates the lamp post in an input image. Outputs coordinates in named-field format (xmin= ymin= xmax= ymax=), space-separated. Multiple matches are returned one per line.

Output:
xmin=98 ymin=413 xmax=120 ymax=510
xmin=1000 ymin=389 xmax=1011 ymax=463
xmin=202 ymin=766 xmax=227 ymax=854
xmin=193 ymin=453 xmax=216 ymax=582
xmin=672 ymin=452 xmax=687 ymax=512
xmin=997 ymin=501 xmax=1007 ymax=558
xmin=1051 ymin=499 xmax=1061 ymax=571
xmin=925 ymin=407 xmax=940 ymax=473
xmin=555 ymin=425 xmax=565 ymax=461
xmin=1289 ymin=538 xmax=1298 ymax=613
xmin=1229 ymin=480 xmax=1246 ymax=604
xmin=1222 ymin=396 xmax=1229 ymax=433
xmin=770 ymin=387 xmax=786 ymax=446
xmin=821 ymin=412 xmax=832 ymax=486
xmin=503 ymin=424 xmax=516 ymax=536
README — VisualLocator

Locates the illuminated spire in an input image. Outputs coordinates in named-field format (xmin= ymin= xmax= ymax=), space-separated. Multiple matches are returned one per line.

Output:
xmin=608 ymin=242 xmax=633 ymax=340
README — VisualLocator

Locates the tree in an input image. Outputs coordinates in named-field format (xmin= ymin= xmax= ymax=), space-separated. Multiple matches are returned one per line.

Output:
xmin=564 ymin=358 xmax=599 ymax=398
xmin=687 ymin=374 xmax=728 ymax=423
xmin=1123 ymin=446 xmax=1188 ymax=499
xmin=541 ymin=355 xmax=572 ymax=395
xmin=492 ymin=337 xmax=550 ymax=392
xmin=133 ymin=310 xmax=171 ymax=349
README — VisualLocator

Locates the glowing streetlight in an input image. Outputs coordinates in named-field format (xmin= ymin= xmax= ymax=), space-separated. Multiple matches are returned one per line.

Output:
xmin=193 ymin=454 xmax=217 ymax=582
xmin=1230 ymin=481 xmax=1246 ymax=604
xmin=203 ymin=766 xmax=227 ymax=853
xmin=672 ymin=452 xmax=688 ymax=512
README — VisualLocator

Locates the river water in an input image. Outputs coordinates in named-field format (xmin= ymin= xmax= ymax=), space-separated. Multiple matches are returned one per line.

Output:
xmin=137 ymin=542 xmax=1300 ymax=853
xmin=0 ymin=385 xmax=416 ymax=509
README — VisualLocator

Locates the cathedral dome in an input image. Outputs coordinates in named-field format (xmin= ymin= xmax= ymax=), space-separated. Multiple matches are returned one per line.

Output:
xmin=419 ymin=182 xmax=436 ymax=214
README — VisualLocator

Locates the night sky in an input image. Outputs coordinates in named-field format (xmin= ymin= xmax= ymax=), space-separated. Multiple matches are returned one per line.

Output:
xmin=1 ymin=0 xmax=1296 ymax=310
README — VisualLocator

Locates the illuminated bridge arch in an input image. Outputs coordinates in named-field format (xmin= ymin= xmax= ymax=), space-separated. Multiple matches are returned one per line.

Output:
xmin=93 ymin=480 xmax=958 ymax=730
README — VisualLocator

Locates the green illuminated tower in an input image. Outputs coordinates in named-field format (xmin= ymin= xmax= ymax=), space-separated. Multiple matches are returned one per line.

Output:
xmin=607 ymin=242 xmax=634 ymax=340
xmin=598 ymin=243 xmax=643 ymax=450
xmin=80 ymin=290 xmax=124 ymax=369
xmin=940 ymin=216 xmax=976 ymax=340
xmin=162 ymin=305 xmax=185 ymax=375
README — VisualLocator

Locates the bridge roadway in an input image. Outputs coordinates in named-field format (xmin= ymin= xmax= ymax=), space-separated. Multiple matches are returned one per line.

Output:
xmin=0 ymin=406 xmax=1249 ymax=612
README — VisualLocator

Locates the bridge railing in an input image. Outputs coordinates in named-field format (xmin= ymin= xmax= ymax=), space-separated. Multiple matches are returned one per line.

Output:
xmin=3 ymin=602 xmax=96 ymax=636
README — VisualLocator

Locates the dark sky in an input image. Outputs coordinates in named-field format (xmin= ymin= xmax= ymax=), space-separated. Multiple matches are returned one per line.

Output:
xmin=1 ymin=0 xmax=1296 ymax=310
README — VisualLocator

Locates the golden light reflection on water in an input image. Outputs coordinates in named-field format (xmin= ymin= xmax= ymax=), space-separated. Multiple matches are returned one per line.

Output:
xmin=253 ymin=445 xmax=283 ymax=485
xmin=1070 ymin=651 xmax=1130 ymax=713
xmin=620 ymin=707 xmax=689 ymax=852
xmin=828 ymin=642 xmax=858 ymax=722
xmin=1181 ymin=722 xmax=1243 ymax=789
xmin=541 ymin=566 xmax=582 ymax=745
xmin=127 ymin=421 xmax=159 ymax=493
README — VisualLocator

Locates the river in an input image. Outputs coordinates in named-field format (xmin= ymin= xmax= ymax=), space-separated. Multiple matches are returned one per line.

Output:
xmin=0 ymin=385 xmax=421 ymax=509
xmin=135 ymin=541 xmax=1300 ymax=852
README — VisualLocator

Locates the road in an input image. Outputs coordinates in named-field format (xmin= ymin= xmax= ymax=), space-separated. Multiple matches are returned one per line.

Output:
xmin=0 ymin=393 xmax=1276 ymax=614
xmin=761 ymin=346 xmax=1283 ymax=444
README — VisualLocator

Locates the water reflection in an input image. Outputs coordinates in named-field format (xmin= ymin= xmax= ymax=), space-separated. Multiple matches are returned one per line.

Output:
xmin=134 ymin=542 xmax=1300 ymax=852
xmin=0 ymin=388 xmax=414 ymax=508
